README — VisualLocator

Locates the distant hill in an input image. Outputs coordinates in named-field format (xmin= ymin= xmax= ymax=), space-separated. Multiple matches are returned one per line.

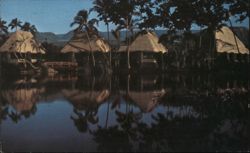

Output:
xmin=36 ymin=32 xmax=58 ymax=43
xmin=36 ymin=30 xmax=168 ymax=47
xmin=35 ymin=27 xmax=249 ymax=48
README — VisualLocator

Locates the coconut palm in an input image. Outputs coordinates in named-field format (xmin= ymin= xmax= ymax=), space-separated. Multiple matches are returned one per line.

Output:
xmin=70 ymin=9 xmax=99 ymax=67
xmin=0 ymin=18 xmax=8 ymax=35
xmin=8 ymin=18 xmax=22 ymax=31
xmin=111 ymin=26 xmax=123 ymax=49
xmin=0 ymin=18 xmax=8 ymax=47
xmin=21 ymin=22 xmax=37 ymax=36
xmin=107 ymin=0 xmax=142 ymax=69
xmin=91 ymin=0 xmax=114 ymax=66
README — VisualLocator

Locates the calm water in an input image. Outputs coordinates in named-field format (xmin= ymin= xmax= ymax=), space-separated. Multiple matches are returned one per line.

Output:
xmin=0 ymin=72 xmax=249 ymax=152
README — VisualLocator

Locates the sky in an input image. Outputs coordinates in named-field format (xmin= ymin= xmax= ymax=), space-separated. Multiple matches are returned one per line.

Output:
xmin=0 ymin=0 xmax=249 ymax=34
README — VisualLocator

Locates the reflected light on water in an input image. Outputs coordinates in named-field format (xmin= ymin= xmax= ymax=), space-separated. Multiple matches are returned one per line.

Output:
xmin=0 ymin=72 xmax=249 ymax=152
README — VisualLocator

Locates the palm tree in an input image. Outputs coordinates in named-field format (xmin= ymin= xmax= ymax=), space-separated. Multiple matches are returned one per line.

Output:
xmin=107 ymin=0 xmax=142 ymax=69
xmin=21 ymin=22 xmax=37 ymax=36
xmin=70 ymin=9 xmax=99 ymax=67
xmin=0 ymin=18 xmax=8 ymax=35
xmin=91 ymin=0 xmax=113 ymax=66
xmin=111 ymin=26 xmax=123 ymax=49
xmin=0 ymin=18 xmax=8 ymax=48
xmin=8 ymin=18 xmax=22 ymax=31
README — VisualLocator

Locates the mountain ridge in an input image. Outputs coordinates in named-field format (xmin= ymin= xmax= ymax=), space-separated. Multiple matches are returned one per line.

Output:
xmin=35 ymin=27 xmax=249 ymax=47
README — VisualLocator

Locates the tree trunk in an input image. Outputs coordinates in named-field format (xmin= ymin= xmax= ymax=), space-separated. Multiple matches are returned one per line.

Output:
xmin=199 ymin=27 xmax=202 ymax=49
xmin=140 ymin=51 xmax=143 ymax=68
xmin=208 ymin=33 xmax=212 ymax=70
xmin=107 ymin=23 xmax=111 ymax=66
xmin=229 ymin=19 xmax=240 ymax=54
xmin=161 ymin=53 xmax=164 ymax=71
xmin=105 ymin=99 xmax=110 ymax=128
xmin=0 ymin=54 xmax=2 ymax=76
xmin=126 ymin=17 xmax=131 ymax=70
xmin=86 ymin=31 xmax=95 ymax=67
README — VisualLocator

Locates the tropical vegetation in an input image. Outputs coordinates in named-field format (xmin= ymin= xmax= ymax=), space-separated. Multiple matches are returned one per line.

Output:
xmin=0 ymin=0 xmax=248 ymax=71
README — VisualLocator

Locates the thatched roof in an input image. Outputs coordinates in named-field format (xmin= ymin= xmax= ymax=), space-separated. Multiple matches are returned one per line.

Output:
xmin=128 ymin=89 xmax=166 ymax=112
xmin=118 ymin=31 xmax=167 ymax=53
xmin=215 ymin=26 xmax=249 ymax=54
xmin=61 ymin=32 xmax=111 ymax=53
xmin=0 ymin=30 xmax=46 ymax=54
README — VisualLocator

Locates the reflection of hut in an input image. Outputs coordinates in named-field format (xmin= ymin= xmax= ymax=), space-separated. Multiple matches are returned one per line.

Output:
xmin=127 ymin=89 xmax=166 ymax=112
xmin=0 ymin=88 xmax=45 ymax=112
xmin=0 ymin=30 xmax=45 ymax=67
xmin=62 ymin=89 xmax=110 ymax=110
xmin=61 ymin=32 xmax=111 ymax=66
xmin=118 ymin=30 xmax=167 ymax=71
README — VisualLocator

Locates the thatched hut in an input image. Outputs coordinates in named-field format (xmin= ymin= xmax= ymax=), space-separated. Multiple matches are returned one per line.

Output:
xmin=214 ymin=26 xmax=249 ymax=69
xmin=61 ymin=32 xmax=111 ymax=66
xmin=0 ymin=30 xmax=45 ymax=66
xmin=215 ymin=26 xmax=249 ymax=55
xmin=118 ymin=30 xmax=167 ymax=71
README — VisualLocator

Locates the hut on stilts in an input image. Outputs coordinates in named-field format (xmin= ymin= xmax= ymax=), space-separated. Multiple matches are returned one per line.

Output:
xmin=0 ymin=30 xmax=45 ymax=74
xmin=60 ymin=32 xmax=111 ymax=75
xmin=179 ymin=26 xmax=249 ymax=71
xmin=117 ymin=30 xmax=168 ymax=73
xmin=214 ymin=26 xmax=249 ymax=70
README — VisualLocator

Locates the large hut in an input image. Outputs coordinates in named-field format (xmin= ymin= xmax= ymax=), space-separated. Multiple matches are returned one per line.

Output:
xmin=118 ymin=30 xmax=168 ymax=71
xmin=61 ymin=32 xmax=111 ymax=67
xmin=0 ymin=30 xmax=45 ymax=62
xmin=0 ymin=30 xmax=45 ymax=73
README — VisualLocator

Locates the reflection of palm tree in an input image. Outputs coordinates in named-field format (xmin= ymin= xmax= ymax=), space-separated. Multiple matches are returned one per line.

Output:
xmin=115 ymin=110 xmax=142 ymax=131
xmin=8 ymin=18 xmax=22 ymax=31
xmin=8 ymin=111 xmax=21 ymax=123
xmin=7 ymin=105 xmax=37 ymax=123
xmin=91 ymin=126 xmax=134 ymax=152
xmin=0 ymin=106 xmax=8 ymax=124
xmin=71 ymin=9 xmax=99 ymax=67
xmin=71 ymin=107 xmax=99 ymax=133
xmin=91 ymin=107 xmax=142 ymax=151
xmin=20 ymin=105 xmax=37 ymax=119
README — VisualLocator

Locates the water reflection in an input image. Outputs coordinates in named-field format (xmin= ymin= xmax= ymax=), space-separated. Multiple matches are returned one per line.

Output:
xmin=0 ymin=72 xmax=249 ymax=152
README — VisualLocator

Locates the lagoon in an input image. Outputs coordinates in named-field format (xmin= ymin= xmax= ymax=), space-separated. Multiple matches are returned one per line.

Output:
xmin=0 ymin=72 xmax=249 ymax=152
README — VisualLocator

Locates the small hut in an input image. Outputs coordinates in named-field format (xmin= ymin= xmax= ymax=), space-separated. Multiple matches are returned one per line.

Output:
xmin=0 ymin=30 xmax=45 ymax=66
xmin=215 ymin=26 xmax=249 ymax=67
xmin=61 ymin=32 xmax=111 ymax=66
xmin=215 ymin=26 xmax=249 ymax=55
xmin=118 ymin=30 xmax=167 ymax=71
